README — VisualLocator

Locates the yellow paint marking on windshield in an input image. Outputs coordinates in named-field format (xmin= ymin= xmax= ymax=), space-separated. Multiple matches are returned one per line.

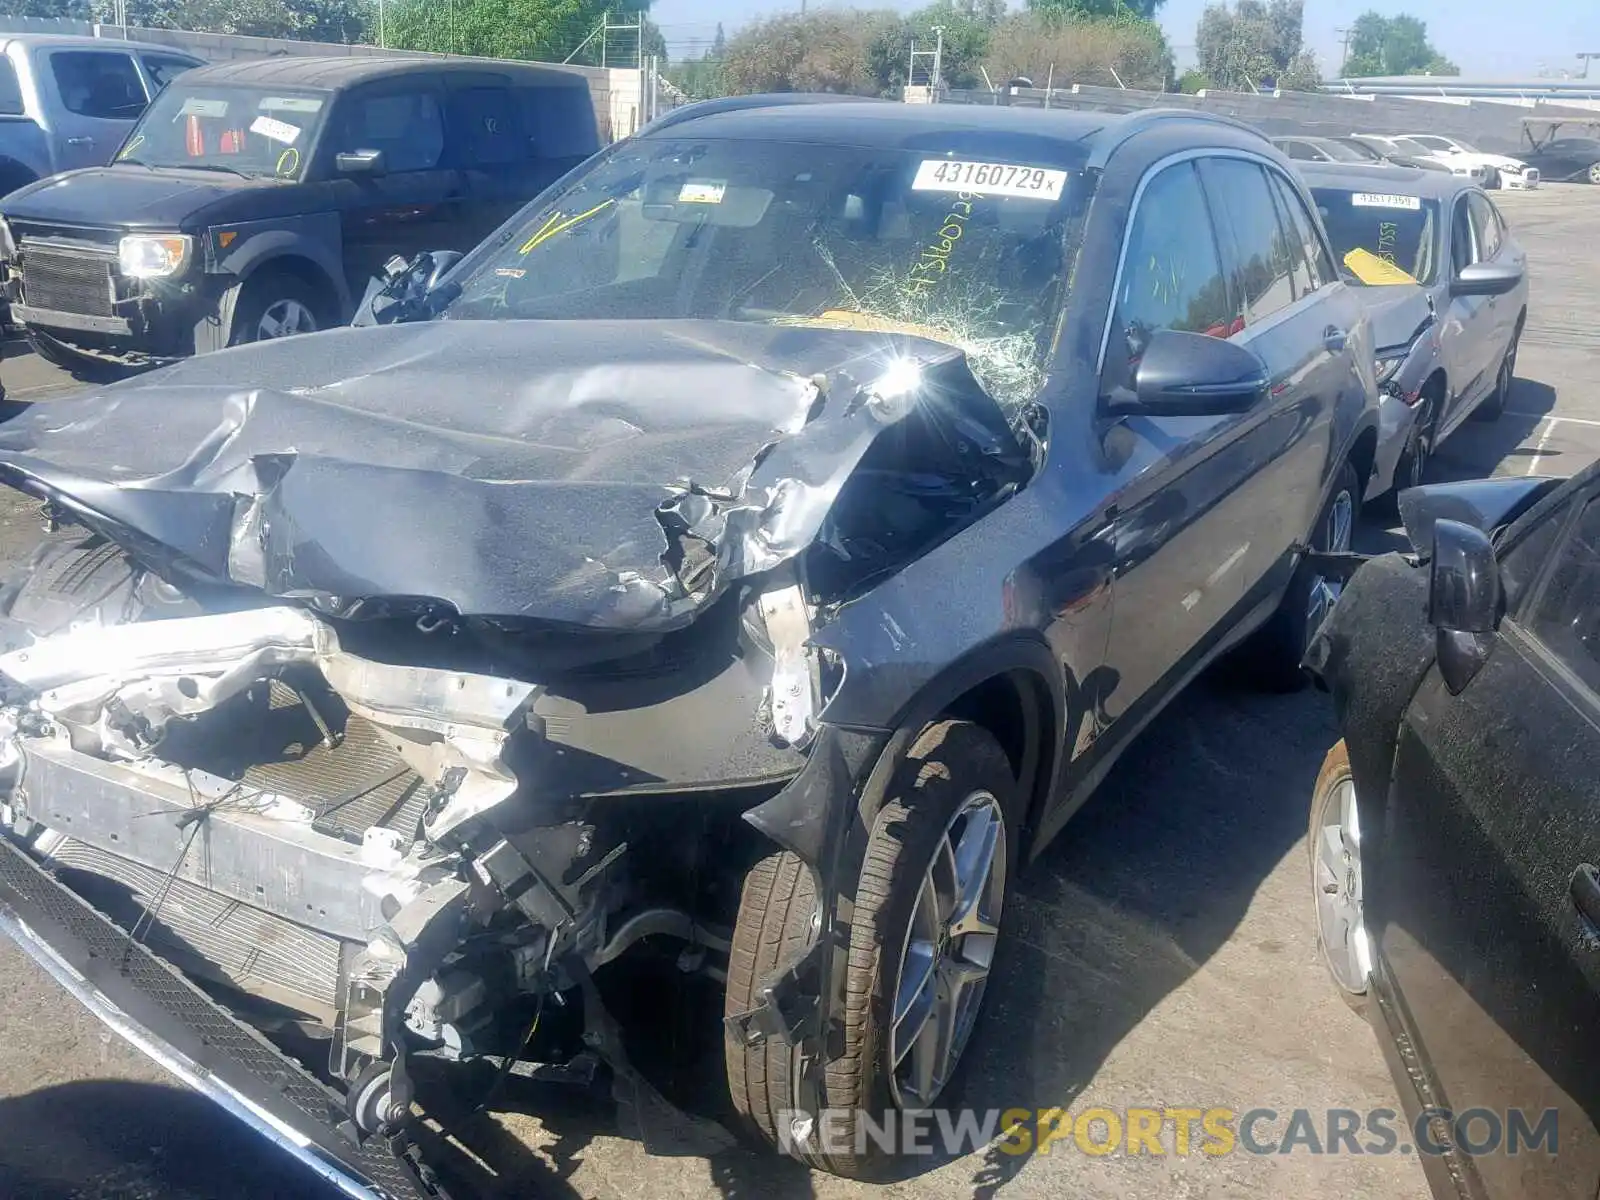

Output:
xmin=518 ymin=200 xmax=615 ymax=255
xmin=275 ymin=147 xmax=300 ymax=178
xmin=790 ymin=310 xmax=958 ymax=344
xmin=1344 ymin=247 xmax=1416 ymax=286
xmin=118 ymin=134 xmax=145 ymax=160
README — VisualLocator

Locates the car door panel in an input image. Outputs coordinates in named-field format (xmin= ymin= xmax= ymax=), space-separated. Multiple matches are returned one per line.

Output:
xmin=42 ymin=48 xmax=148 ymax=172
xmin=324 ymin=80 xmax=466 ymax=297
xmin=1088 ymin=158 xmax=1263 ymax=729
xmin=1442 ymin=193 xmax=1495 ymax=428
xmin=1379 ymin=491 xmax=1600 ymax=1200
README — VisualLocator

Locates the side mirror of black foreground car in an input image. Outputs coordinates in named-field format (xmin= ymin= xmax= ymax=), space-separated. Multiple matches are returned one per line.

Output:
xmin=1105 ymin=329 xmax=1270 ymax=418
xmin=1428 ymin=517 xmax=1502 ymax=694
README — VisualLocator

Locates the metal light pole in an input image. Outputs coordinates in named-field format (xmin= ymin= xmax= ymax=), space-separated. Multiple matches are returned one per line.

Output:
xmin=931 ymin=25 xmax=945 ymax=91
xmin=378 ymin=0 xmax=386 ymax=48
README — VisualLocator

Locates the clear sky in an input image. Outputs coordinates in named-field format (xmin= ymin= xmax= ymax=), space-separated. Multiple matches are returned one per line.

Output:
xmin=649 ymin=0 xmax=1600 ymax=78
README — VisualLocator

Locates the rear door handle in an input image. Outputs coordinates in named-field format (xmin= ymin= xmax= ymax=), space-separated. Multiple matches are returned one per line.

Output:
xmin=1572 ymin=864 xmax=1600 ymax=933
xmin=1323 ymin=326 xmax=1347 ymax=352
xmin=65 ymin=135 xmax=93 ymax=147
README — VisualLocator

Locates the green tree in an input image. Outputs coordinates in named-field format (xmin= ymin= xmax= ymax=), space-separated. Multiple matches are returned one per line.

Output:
xmin=866 ymin=0 xmax=994 ymax=94
xmin=721 ymin=9 xmax=899 ymax=96
xmin=1342 ymin=11 xmax=1457 ymax=76
xmin=1027 ymin=0 xmax=1167 ymax=22
xmin=984 ymin=10 xmax=1172 ymax=92
xmin=1195 ymin=0 xmax=1320 ymax=91
xmin=116 ymin=0 xmax=373 ymax=41
xmin=387 ymin=0 xmax=651 ymax=64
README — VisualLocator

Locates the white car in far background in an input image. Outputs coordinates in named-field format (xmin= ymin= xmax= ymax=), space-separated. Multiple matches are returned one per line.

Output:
xmin=1399 ymin=133 xmax=1541 ymax=190
xmin=1352 ymin=134 xmax=1490 ymax=185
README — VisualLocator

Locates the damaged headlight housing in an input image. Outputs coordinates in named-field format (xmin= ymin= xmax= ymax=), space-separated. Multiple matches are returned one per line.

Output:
xmin=119 ymin=233 xmax=192 ymax=279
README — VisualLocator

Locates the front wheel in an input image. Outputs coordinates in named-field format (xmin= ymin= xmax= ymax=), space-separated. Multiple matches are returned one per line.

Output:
xmin=725 ymin=720 xmax=1019 ymax=1180
xmin=228 ymin=272 xmax=329 ymax=346
xmin=1587 ymin=162 xmax=1600 ymax=185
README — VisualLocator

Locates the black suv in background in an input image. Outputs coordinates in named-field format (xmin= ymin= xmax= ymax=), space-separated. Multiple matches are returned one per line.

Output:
xmin=0 ymin=55 xmax=600 ymax=371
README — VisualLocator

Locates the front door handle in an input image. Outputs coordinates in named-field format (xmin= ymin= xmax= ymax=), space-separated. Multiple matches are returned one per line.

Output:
xmin=1323 ymin=326 xmax=1348 ymax=352
xmin=65 ymin=135 xmax=93 ymax=147
xmin=1572 ymin=864 xmax=1600 ymax=933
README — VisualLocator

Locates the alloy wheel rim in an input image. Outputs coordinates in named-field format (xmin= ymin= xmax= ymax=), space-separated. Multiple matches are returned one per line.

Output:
xmin=1589 ymin=162 xmax=1600 ymax=185
xmin=1313 ymin=775 xmax=1371 ymax=993
xmin=1304 ymin=488 xmax=1355 ymax=637
xmin=890 ymin=790 xmax=1007 ymax=1110
xmin=258 ymin=298 xmax=316 ymax=340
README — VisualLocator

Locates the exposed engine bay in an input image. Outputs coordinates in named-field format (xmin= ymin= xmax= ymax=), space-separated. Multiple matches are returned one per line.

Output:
xmin=0 ymin=318 xmax=1036 ymax=1175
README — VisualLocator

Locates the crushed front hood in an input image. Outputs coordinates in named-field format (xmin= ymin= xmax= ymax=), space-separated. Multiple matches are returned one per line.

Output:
xmin=0 ymin=319 xmax=1029 ymax=631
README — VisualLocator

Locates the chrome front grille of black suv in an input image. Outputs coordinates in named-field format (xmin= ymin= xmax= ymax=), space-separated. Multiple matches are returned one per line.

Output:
xmin=19 ymin=243 xmax=116 ymax=316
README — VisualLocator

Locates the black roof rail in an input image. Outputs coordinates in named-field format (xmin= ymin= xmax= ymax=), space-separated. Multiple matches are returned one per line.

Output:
xmin=1084 ymin=105 xmax=1272 ymax=168
xmin=637 ymin=92 xmax=889 ymax=138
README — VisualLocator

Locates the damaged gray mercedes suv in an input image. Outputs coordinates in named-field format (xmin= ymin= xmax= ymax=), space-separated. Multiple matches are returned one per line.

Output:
xmin=0 ymin=97 xmax=1376 ymax=1195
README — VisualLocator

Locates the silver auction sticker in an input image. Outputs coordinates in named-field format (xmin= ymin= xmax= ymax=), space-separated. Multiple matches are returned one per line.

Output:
xmin=912 ymin=159 xmax=1067 ymax=200
xmin=1350 ymin=193 xmax=1422 ymax=210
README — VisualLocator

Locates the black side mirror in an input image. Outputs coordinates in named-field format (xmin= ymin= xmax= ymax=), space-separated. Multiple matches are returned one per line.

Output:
xmin=1428 ymin=518 xmax=1502 ymax=694
xmin=337 ymin=148 xmax=387 ymax=176
xmin=1451 ymin=261 xmax=1522 ymax=297
xmin=1105 ymin=329 xmax=1268 ymax=418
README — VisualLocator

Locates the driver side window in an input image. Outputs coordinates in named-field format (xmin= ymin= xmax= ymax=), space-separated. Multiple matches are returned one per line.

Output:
xmin=1524 ymin=496 xmax=1600 ymax=694
xmin=1104 ymin=161 xmax=1232 ymax=394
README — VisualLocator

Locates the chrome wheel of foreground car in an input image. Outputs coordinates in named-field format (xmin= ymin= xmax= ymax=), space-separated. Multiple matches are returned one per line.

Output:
xmin=891 ymin=789 xmax=1007 ymax=1110
xmin=726 ymin=720 xmax=1017 ymax=1179
xmin=1309 ymin=741 xmax=1370 ymax=1010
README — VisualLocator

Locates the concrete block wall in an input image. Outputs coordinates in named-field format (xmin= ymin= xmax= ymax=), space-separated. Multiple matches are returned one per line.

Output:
xmin=951 ymin=82 xmax=1600 ymax=157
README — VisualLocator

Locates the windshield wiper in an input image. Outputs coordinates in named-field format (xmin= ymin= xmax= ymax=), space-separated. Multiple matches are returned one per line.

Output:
xmin=113 ymin=157 xmax=156 ymax=170
xmin=179 ymin=162 xmax=256 ymax=180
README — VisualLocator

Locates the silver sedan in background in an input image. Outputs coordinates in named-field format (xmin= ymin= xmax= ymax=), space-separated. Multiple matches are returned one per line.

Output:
xmin=1297 ymin=163 xmax=1528 ymax=501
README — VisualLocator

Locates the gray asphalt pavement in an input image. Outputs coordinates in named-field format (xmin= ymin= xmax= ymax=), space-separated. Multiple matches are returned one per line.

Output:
xmin=1 ymin=185 xmax=1598 ymax=1200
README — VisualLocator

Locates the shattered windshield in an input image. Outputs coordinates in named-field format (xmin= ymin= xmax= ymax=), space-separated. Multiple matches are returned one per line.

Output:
xmin=439 ymin=136 xmax=1086 ymax=406
xmin=117 ymin=84 xmax=329 ymax=180
xmin=1313 ymin=187 xmax=1440 ymax=285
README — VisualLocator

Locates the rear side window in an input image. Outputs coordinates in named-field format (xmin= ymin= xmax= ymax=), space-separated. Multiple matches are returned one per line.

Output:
xmin=1204 ymin=157 xmax=1296 ymax=328
xmin=1272 ymin=173 xmax=1335 ymax=291
xmin=449 ymin=85 xmax=524 ymax=167
xmin=1104 ymin=161 xmax=1233 ymax=386
xmin=141 ymin=54 xmax=196 ymax=92
xmin=1526 ymin=496 xmax=1600 ymax=693
xmin=517 ymin=84 xmax=597 ymax=159
xmin=51 ymin=51 xmax=146 ymax=120
xmin=0 ymin=58 xmax=22 ymax=116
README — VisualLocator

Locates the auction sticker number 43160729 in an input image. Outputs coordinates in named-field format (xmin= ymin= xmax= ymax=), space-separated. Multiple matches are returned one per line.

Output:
xmin=913 ymin=159 xmax=1068 ymax=201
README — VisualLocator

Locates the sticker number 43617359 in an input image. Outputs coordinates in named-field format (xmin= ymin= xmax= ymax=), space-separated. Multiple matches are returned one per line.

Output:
xmin=912 ymin=159 xmax=1068 ymax=200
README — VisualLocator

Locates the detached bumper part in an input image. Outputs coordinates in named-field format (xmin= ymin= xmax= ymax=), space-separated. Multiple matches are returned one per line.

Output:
xmin=0 ymin=836 xmax=441 ymax=1200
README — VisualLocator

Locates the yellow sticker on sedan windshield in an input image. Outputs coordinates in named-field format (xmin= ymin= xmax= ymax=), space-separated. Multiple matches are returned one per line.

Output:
xmin=1344 ymin=247 xmax=1418 ymax=286
xmin=912 ymin=159 xmax=1067 ymax=200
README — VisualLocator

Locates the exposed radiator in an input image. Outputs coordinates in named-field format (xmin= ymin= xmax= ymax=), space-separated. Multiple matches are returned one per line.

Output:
xmin=20 ymin=245 xmax=116 ymax=317
xmin=47 ymin=837 xmax=345 ymax=1018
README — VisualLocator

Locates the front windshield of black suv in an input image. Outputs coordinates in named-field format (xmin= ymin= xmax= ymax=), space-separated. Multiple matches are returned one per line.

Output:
xmin=116 ymin=83 xmax=330 ymax=180
xmin=440 ymin=136 xmax=1087 ymax=406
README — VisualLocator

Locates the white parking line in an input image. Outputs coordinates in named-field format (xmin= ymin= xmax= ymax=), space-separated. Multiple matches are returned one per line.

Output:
xmin=1527 ymin=418 xmax=1558 ymax=475
xmin=1507 ymin=411 xmax=1600 ymax=429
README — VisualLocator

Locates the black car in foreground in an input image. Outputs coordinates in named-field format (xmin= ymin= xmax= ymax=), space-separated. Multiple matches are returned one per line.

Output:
xmin=0 ymin=55 xmax=599 ymax=371
xmin=1308 ymin=466 xmax=1600 ymax=1200
xmin=0 ymin=97 xmax=1375 ymax=1195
